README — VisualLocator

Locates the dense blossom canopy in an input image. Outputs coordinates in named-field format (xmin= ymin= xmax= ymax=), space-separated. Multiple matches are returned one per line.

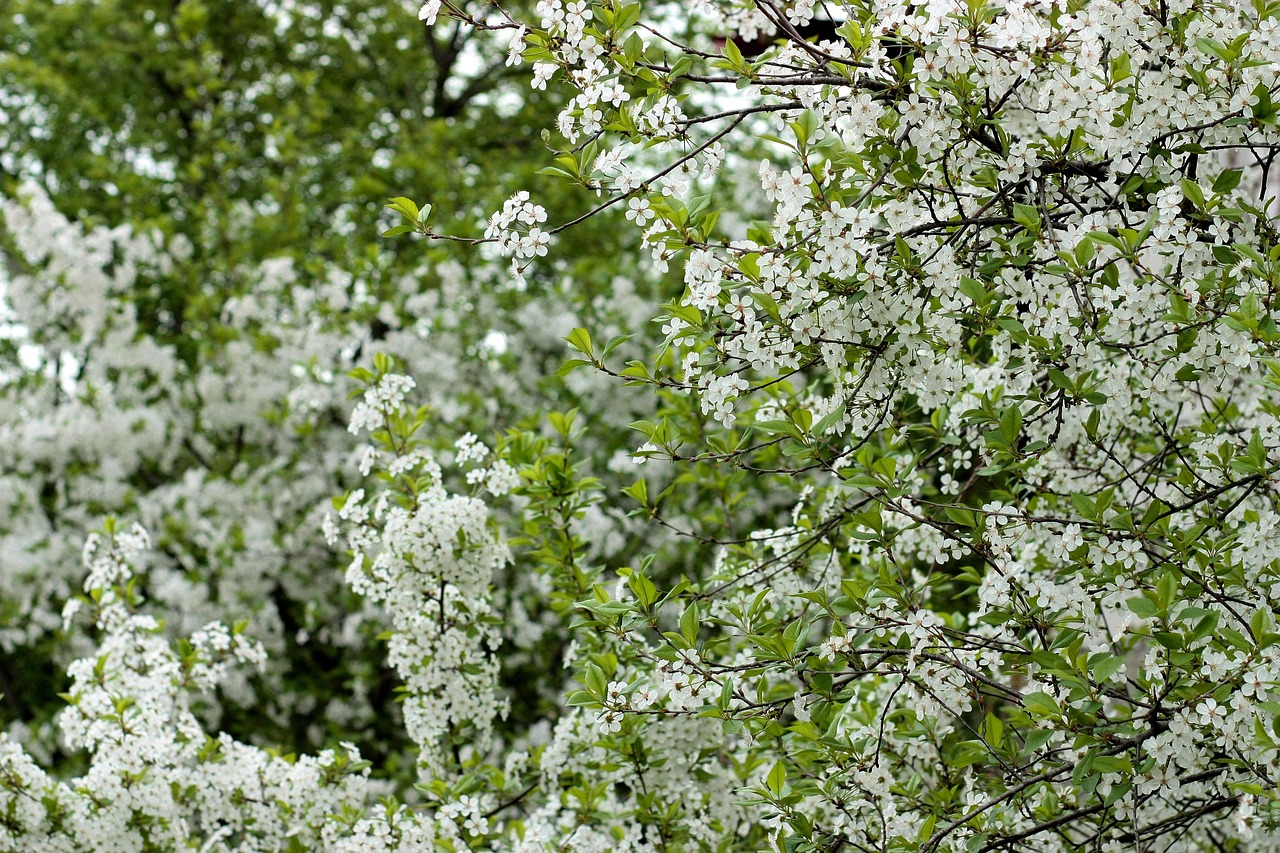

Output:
xmin=2 ymin=0 xmax=1280 ymax=850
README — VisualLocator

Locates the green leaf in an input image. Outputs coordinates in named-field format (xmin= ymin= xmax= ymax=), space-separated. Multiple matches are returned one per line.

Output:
xmin=622 ymin=31 xmax=644 ymax=62
xmin=583 ymin=662 xmax=607 ymax=698
xmin=556 ymin=358 xmax=593 ymax=377
xmin=680 ymin=602 xmax=700 ymax=646
xmin=813 ymin=406 xmax=846 ymax=436
xmin=1181 ymin=178 xmax=1205 ymax=209
xmin=1023 ymin=692 xmax=1060 ymax=719
xmin=1091 ymin=655 xmax=1125 ymax=684
xmin=1126 ymin=596 xmax=1158 ymax=619
xmin=1023 ymin=728 xmax=1054 ymax=755
xmin=1251 ymin=82 xmax=1276 ymax=123
xmin=1073 ymin=238 xmax=1096 ymax=268
xmin=669 ymin=53 xmax=693 ymax=79
xmin=627 ymin=572 xmax=658 ymax=609
xmin=1187 ymin=611 xmax=1219 ymax=644
xmin=1109 ymin=51 xmax=1132 ymax=82
xmin=624 ymin=479 xmax=649 ymax=505
xmin=958 ymin=276 xmax=987 ymax=305
xmin=985 ymin=711 xmax=1004 ymax=748
xmin=999 ymin=404 xmax=1023 ymax=445
xmin=1092 ymin=754 xmax=1132 ymax=774
xmin=721 ymin=37 xmax=746 ymax=71
xmin=1212 ymin=168 xmax=1244 ymax=195
xmin=387 ymin=196 xmax=419 ymax=220
xmin=600 ymin=334 xmax=633 ymax=358
xmin=766 ymin=760 xmax=787 ymax=796
xmin=1175 ymin=364 xmax=1202 ymax=382
xmin=1156 ymin=570 xmax=1178 ymax=611
xmin=564 ymin=327 xmax=594 ymax=358
xmin=1047 ymin=368 xmax=1073 ymax=391
xmin=996 ymin=316 xmax=1027 ymax=338
xmin=1013 ymin=203 xmax=1040 ymax=233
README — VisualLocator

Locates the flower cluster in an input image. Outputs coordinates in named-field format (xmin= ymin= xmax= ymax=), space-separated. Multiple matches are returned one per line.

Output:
xmin=0 ymin=523 xmax=382 ymax=852
xmin=484 ymin=191 xmax=551 ymax=261
xmin=333 ymin=370 xmax=509 ymax=773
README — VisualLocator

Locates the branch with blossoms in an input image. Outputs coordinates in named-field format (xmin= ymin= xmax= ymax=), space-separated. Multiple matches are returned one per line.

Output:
xmin=376 ymin=0 xmax=1280 ymax=849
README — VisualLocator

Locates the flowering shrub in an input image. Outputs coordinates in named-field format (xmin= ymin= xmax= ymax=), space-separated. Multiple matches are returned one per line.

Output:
xmin=2 ymin=522 xmax=378 ymax=852
xmin=4 ymin=0 xmax=1280 ymax=850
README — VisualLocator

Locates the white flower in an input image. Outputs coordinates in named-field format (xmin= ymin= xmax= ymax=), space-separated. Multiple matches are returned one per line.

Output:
xmin=625 ymin=197 xmax=653 ymax=227
xmin=418 ymin=0 xmax=441 ymax=24
xmin=532 ymin=61 xmax=557 ymax=90
xmin=506 ymin=27 xmax=527 ymax=67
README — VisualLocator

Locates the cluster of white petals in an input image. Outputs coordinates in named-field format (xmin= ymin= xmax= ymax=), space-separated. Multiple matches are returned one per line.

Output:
xmin=336 ymin=375 xmax=509 ymax=773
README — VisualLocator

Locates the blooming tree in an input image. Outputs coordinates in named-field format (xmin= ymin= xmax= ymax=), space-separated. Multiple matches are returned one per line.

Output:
xmin=0 ymin=0 xmax=657 ymax=760
xmin=4 ymin=0 xmax=1280 ymax=850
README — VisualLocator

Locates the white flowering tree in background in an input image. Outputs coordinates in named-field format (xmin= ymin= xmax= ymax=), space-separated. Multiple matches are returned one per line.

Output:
xmin=4 ymin=0 xmax=1280 ymax=850
xmin=0 ymin=0 xmax=660 ymax=762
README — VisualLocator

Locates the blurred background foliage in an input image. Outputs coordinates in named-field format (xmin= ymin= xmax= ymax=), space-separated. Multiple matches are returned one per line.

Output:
xmin=0 ymin=0 xmax=791 ymax=792
xmin=0 ymin=0 xmax=667 ymax=779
